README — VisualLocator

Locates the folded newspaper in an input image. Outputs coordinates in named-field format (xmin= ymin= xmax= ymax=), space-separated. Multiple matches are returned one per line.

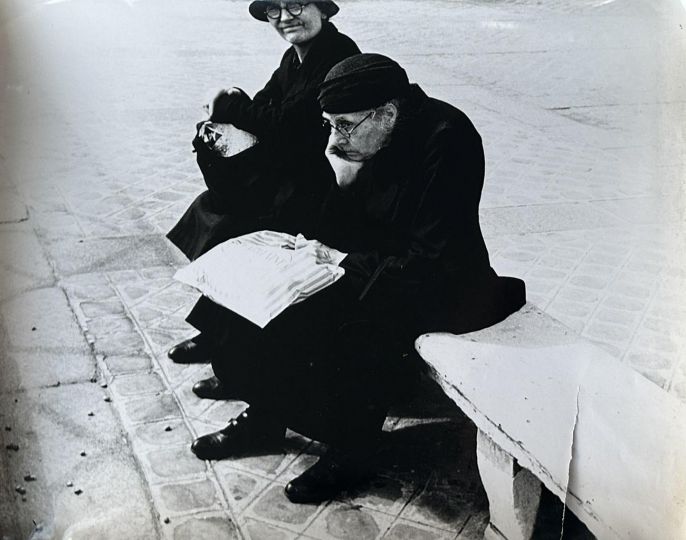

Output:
xmin=174 ymin=231 xmax=346 ymax=328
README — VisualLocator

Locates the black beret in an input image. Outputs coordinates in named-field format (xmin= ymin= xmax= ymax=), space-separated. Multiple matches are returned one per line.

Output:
xmin=249 ymin=1 xmax=339 ymax=22
xmin=318 ymin=53 xmax=411 ymax=114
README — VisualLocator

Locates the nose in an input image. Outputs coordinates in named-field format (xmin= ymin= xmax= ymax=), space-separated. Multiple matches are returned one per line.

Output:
xmin=279 ymin=7 xmax=294 ymax=21
xmin=328 ymin=129 xmax=347 ymax=146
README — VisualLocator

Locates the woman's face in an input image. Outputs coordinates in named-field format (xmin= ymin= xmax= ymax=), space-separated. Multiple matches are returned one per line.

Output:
xmin=267 ymin=3 xmax=325 ymax=45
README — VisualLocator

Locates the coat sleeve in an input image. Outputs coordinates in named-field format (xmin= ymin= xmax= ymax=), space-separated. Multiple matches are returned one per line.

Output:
xmin=210 ymin=38 xmax=360 ymax=153
xmin=339 ymin=125 xmax=486 ymax=300
xmin=210 ymin=65 xmax=283 ymax=129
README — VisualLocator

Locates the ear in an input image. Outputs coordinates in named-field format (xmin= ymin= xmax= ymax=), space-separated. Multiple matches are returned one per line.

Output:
xmin=380 ymin=102 xmax=399 ymax=124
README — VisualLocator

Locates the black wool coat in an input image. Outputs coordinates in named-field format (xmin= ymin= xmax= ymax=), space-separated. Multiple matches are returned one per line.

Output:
xmin=167 ymin=22 xmax=360 ymax=260
xmin=316 ymin=85 xmax=526 ymax=335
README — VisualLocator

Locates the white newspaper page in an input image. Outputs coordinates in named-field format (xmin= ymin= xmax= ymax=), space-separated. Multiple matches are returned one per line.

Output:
xmin=174 ymin=230 xmax=346 ymax=328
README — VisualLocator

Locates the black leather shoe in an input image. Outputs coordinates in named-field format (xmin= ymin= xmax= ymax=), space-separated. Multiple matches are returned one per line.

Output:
xmin=284 ymin=449 xmax=375 ymax=504
xmin=191 ymin=409 xmax=285 ymax=461
xmin=192 ymin=376 xmax=231 ymax=400
xmin=167 ymin=335 xmax=210 ymax=364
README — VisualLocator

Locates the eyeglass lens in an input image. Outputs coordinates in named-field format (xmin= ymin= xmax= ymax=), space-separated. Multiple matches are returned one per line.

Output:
xmin=322 ymin=112 xmax=373 ymax=139
xmin=266 ymin=3 xmax=305 ymax=19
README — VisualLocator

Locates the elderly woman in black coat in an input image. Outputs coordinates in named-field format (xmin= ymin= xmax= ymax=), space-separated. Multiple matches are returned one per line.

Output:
xmin=166 ymin=1 xmax=360 ymax=372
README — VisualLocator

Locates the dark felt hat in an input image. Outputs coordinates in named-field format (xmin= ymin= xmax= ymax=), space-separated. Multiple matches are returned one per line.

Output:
xmin=318 ymin=53 xmax=411 ymax=114
xmin=249 ymin=1 xmax=340 ymax=22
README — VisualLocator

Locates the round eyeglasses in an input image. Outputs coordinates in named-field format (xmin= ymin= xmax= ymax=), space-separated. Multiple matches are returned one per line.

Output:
xmin=321 ymin=111 xmax=374 ymax=140
xmin=265 ymin=2 xmax=308 ymax=20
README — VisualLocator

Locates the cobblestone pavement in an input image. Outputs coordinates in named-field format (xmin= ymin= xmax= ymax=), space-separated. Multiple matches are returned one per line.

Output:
xmin=1 ymin=0 xmax=685 ymax=538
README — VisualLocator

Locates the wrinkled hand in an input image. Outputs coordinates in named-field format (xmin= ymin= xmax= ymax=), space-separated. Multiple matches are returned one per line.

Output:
xmin=325 ymin=143 xmax=366 ymax=188
xmin=297 ymin=238 xmax=346 ymax=265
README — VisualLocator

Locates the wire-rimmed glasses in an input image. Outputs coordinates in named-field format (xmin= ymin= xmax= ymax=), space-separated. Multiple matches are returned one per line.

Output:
xmin=321 ymin=111 xmax=374 ymax=140
xmin=265 ymin=2 xmax=308 ymax=20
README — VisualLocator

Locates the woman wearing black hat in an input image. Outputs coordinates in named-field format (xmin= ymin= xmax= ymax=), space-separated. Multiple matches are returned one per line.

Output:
xmin=166 ymin=1 xmax=359 ymax=369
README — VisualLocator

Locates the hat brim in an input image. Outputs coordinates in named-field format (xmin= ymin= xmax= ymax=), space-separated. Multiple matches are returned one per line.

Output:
xmin=249 ymin=1 xmax=339 ymax=22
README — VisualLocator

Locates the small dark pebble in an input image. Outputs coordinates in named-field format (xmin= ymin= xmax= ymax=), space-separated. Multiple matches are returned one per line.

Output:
xmin=87 ymin=412 xmax=94 ymax=417
xmin=100 ymin=382 xmax=108 ymax=389
xmin=163 ymin=518 xmax=170 ymax=524
xmin=15 ymin=486 xmax=26 ymax=495
xmin=31 ymin=327 xmax=37 ymax=331
xmin=24 ymin=474 xmax=36 ymax=482
xmin=14 ymin=398 xmax=18 ymax=403
xmin=89 ymin=377 xmax=97 ymax=383
xmin=66 ymin=481 xmax=74 ymax=487
xmin=22 ymin=497 xmax=27 ymax=502
xmin=6 ymin=443 xmax=19 ymax=451
xmin=74 ymin=489 xmax=83 ymax=496
xmin=164 ymin=426 xmax=172 ymax=432
xmin=80 ymin=451 xmax=87 ymax=457
xmin=4 ymin=426 xmax=11 ymax=431
xmin=103 ymin=396 xmax=112 ymax=403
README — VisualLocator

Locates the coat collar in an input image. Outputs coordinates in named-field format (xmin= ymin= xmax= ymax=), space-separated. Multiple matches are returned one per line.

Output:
xmin=288 ymin=21 xmax=338 ymax=71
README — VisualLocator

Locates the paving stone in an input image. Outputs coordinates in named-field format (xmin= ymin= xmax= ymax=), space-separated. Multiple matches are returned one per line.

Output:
xmin=383 ymin=520 xmax=454 ymax=540
xmin=79 ymin=300 xmax=127 ymax=319
xmin=548 ymin=300 xmax=593 ymax=318
xmin=170 ymin=514 xmax=240 ymax=540
xmin=246 ymin=484 xmax=322 ymax=531
xmin=583 ymin=321 xmax=635 ymax=345
xmin=306 ymin=502 xmax=394 ymax=540
xmin=120 ymin=392 xmax=182 ymax=425
xmin=219 ymin=468 xmax=270 ymax=513
xmin=85 ymin=316 xmax=146 ymax=356
xmin=338 ymin=473 xmax=416 ymax=517
xmin=153 ymin=479 xmax=222 ymax=515
xmin=400 ymin=479 xmax=472 ymax=532
xmin=104 ymin=354 xmax=154 ymax=374
xmin=132 ymin=419 xmax=193 ymax=452
xmin=244 ymin=518 xmax=295 ymax=540
xmin=568 ymin=274 xmax=612 ymax=290
xmin=455 ymin=513 xmax=490 ymax=539
xmin=44 ymin=235 xmax=185 ymax=276
xmin=224 ymin=450 xmax=297 ymax=481
xmin=111 ymin=372 xmax=167 ymax=398
xmin=139 ymin=444 xmax=207 ymax=484
xmin=602 ymin=295 xmax=647 ymax=312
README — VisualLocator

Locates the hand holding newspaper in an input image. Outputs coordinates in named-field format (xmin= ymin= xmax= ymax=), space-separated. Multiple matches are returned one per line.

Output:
xmin=174 ymin=231 xmax=347 ymax=328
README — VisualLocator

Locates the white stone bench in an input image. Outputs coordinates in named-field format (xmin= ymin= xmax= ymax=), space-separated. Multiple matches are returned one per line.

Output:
xmin=415 ymin=303 xmax=686 ymax=540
